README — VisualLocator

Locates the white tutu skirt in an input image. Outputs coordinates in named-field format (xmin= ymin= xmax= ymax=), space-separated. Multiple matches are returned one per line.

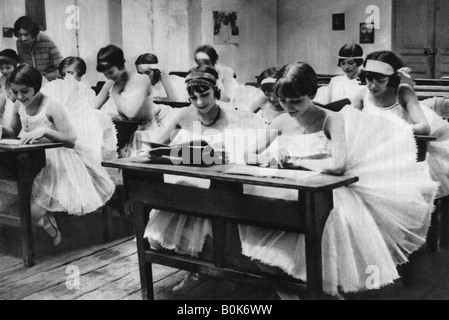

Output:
xmin=41 ymin=76 xmax=121 ymax=185
xmin=144 ymin=176 xmax=212 ymax=257
xmin=419 ymin=104 xmax=449 ymax=198
xmin=32 ymin=145 xmax=115 ymax=216
xmin=239 ymin=107 xmax=438 ymax=296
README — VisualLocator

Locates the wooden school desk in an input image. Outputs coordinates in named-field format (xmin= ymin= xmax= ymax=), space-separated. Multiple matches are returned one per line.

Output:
xmin=103 ymin=158 xmax=359 ymax=299
xmin=0 ymin=141 xmax=63 ymax=267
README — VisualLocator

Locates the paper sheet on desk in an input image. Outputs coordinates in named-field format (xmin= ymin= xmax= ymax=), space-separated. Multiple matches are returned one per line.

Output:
xmin=0 ymin=139 xmax=21 ymax=145
xmin=224 ymin=165 xmax=320 ymax=180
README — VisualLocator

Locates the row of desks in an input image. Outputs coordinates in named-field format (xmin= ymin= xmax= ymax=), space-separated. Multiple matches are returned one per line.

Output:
xmin=0 ymin=132 xmax=434 ymax=299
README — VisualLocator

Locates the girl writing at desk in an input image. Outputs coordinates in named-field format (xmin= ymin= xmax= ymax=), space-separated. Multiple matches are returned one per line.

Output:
xmin=242 ymin=61 xmax=437 ymax=298
xmin=0 ymin=65 xmax=115 ymax=247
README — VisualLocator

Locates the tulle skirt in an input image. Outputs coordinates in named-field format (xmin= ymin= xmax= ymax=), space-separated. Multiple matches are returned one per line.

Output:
xmin=144 ymin=176 xmax=212 ymax=256
xmin=32 ymin=145 xmax=115 ymax=215
xmin=239 ymin=107 xmax=438 ymax=296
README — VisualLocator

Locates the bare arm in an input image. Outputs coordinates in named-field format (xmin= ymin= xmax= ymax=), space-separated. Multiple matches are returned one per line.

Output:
xmin=398 ymin=84 xmax=431 ymax=135
xmin=1 ymin=102 xmax=21 ymax=138
xmin=245 ymin=116 xmax=282 ymax=165
xmin=157 ymin=71 xmax=177 ymax=101
xmin=112 ymin=74 xmax=153 ymax=119
xmin=350 ymin=87 xmax=366 ymax=111
xmin=285 ymin=113 xmax=347 ymax=175
xmin=151 ymin=108 xmax=187 ymax=145
xmin=248 ymin=91 xmax=268 ymax=113
xmin=19 ymin=101 xmax=77 ymax=147
xmin=94 ymin=80 xmax=114 ymax=110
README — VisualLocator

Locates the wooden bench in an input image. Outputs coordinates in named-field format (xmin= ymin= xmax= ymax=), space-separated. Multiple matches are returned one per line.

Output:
xmin=102 ymin=159 xmax=358 ymax=300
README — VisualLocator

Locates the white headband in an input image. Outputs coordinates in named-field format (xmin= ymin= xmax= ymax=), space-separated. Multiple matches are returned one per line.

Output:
xmin=364 ymin=60 xmax=395 ymax=75
xmin=261 ymin=77 xmax=276 ymax=86
xmin=338 ymin=56 xmax=364 ymax=60
xmin=195 ymin=52 xmax=210 ymax=61
xmin=137 ymin=63 xmax=160 ymax=69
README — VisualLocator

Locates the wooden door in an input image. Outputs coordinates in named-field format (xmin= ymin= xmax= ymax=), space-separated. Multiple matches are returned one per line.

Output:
xmin=394 ymin=0 xmax=449 ymax=79
xmin=394 ymin=0 xmax=436 ymax=79
xmin=435 ymin=1 xmax=449 ymax=78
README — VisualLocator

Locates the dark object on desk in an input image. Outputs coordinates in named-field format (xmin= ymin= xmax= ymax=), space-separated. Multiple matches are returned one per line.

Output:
xmin=314 ymin=98 xmax=351 ymax=112
xmin=154 ymin=100 xmax=190 ymax=108
xmin=112 ymin=119 xmax=140 ymax=151
xmin=147 ymin=140 xmax=216 ymax=166
xmin=169 ymin=71 xmax=189 ymax=78
xmin=92 ymin=81 xmax=106 ymax=95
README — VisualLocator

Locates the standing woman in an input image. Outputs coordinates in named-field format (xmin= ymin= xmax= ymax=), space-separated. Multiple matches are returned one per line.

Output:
xmin=194 ymin=45 xmax=238 ymax=103
xmin=95 ymin=45 xmax=171 ymax=158
xmin=14 ymin=16 xmax=63 ymax=82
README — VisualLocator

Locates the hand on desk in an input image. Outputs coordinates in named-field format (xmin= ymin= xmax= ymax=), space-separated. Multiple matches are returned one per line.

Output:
xmin=19 ymin=128 xmax=46 ymax=145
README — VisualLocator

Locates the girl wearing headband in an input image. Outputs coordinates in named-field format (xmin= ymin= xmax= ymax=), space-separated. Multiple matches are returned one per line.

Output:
xmin=95 ymin=45 xmax=173 ymax=158
xmin=144 ymin=65 xmax=264 ymax=293
xmin=135 ymin=53 xmax=187 ymax=102
xmin=241 ymin=61 xmax=437 ymax=298
xmin=353 ymin=50 xmax=449 ymax=198
xmin=321 ymin=43 xmax=364 ymax=104
xmin=194 ymin=45 xmax=238 ymax=103
xmin=246 ymin=67 xmax=285 ymax=125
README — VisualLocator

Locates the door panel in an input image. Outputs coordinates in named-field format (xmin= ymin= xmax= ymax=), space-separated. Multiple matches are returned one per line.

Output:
xmin=394 ymin=0 xmax=436 ymax=78
xmin=435 ymin=0 xmax=449 ymax=78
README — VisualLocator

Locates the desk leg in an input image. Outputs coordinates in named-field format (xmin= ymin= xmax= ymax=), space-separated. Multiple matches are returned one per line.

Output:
xmin=133 ymin=203 xmax=154 ymax=300
xmin=441 ymin=196 xmax=449 ymax=249
xmin=16 ymin=152 xmax=44 ymax=267
xmin=303 ymin=190 xmax=333 ymax=300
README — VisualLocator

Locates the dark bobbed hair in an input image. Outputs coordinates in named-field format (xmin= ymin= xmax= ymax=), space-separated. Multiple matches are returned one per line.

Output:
xmin=359 ymin=50 xmax=404 ymax=88
xmin=8 ymin=65 xmax=42 ymax=92
xmin=274 ymin=62 xmax=318 ymax=99
xmin=135 ymin=53 xmax=158 ymax=65
xmin=59 ymin=56 xmax=87 ymax=77
xmin=186 ymin=65 xmax=221 ymax=100
xmin=96 ymin=45 xmax=126 ymax=72
xmin=257 ymin=67 xmax=279 ymax=93
xmin=0 ymin=49 xmax=21 ymax=66
xmin=338 ymin=43 xmax=364 ymax=67
xmin=135 ymin=53 xmax=161 ymax=85
xmin=13 ymin=16 xmax=40 ymax=38
xmin=194 ymin=45 xmax=219 ymax=66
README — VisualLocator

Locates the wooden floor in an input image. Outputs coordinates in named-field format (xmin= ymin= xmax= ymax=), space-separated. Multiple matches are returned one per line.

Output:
xmin=2 ymin=212 xmax=449 ymax=300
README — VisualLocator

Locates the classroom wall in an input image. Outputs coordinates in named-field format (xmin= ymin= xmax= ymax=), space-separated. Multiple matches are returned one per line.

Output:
xmin=199 ymin=0 xmax=278 ymax=84
xmin=0 ymin=0 xmax=25 ymax=51
xmin=277 ymin=0 xmax=393 ymax=75
xmin=122 ymin=0 xmax=193 ymax=78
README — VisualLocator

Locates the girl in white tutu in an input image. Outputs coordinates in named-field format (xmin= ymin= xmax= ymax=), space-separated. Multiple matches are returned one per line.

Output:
xmin=144 ymin=65 xmax=263 ymax=291
xmin=247 ymin=67 xmax=286 ymax=125
xmin=40 ymin=56 xmax=121 ymax=185
xmin=319 ymin=43 xmax=364 ymax=104
xmin=95 ymin=45 xmax=173 ymax=158
xmin=135 ymin=53 xmax=188 ymax=102
xmin=242 ymin=62 xmax=438 ymax=297
xmin=0 ymin=65 xmax=115 ymax=246
xmin=194 ymin=45 xmax=238 ymax=103
xmin=353 ymin=50 xmax=449 ymax=198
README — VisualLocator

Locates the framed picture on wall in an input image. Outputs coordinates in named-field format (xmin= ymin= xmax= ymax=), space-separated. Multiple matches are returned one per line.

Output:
xmin=332 ymin=13 xmax=345 ymax=31
xmin=25 ymin=0 xmax=46 ymax=31
xmin=360 ymin=22 xmax=375 ymax=44
xmin=213 ymin=11 xmax=239 ymax=45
